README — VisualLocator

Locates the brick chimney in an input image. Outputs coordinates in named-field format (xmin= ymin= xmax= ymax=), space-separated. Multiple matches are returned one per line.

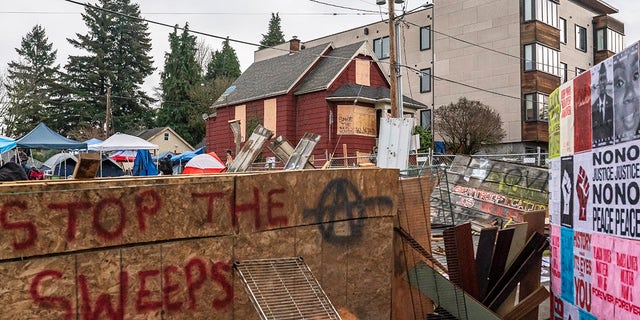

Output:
xmin=289 ymin=36 xmax=301 ymax=52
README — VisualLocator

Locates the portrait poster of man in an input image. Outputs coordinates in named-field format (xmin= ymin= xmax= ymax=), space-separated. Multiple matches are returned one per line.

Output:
xmin=613 ymin=42 xmax=640 ymax=144
xmin=573 ymin=70 xmax=592 ymax=153
xmin=560 ymin=156 xmax=574 ymax=228
xmin=591 ymin=59 xmax=614 ymax=148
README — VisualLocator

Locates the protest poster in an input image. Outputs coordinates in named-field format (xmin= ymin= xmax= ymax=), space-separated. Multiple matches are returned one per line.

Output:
xmin=573 ymin=230 xmax=592 ymax=313
xmin=551 ymin=224 xmax=562 ymax=294
xmin=549 ymin=158 xmax=561 ymax=225
xmin=560 ymin=81 xmax=575 ymax=156
xmin=550 ymin=88 xmax=561 ymax=159
xmin=572 ymin=152 xmax=593 ymax=232
xmin=561 ymin=156 xmax=574 ymax=228
xmin=574 ymin=69 xmax=592 ymax=154
xmin=591 ymin=233 xmax=615 ymax=319
xmin=590 ymin=141 xmax=640 ymax=240
xmin=613 ymin=43 xmax=640 ymax=145
xmin=612 ymin=237 xmax=640 ymax=319
xmin=591 ymin=60 xmax=614 ymax=148
xmin=561 ymin=226 xmax=575 ymax=303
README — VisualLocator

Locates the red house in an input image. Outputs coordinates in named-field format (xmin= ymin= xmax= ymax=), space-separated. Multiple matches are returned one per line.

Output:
xmin=206 ymin=40 xmax=425 ymax=163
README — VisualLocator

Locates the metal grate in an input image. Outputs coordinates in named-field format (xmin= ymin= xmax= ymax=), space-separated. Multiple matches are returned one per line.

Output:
xmin=234 ymin=257 xmax=342 ymax=320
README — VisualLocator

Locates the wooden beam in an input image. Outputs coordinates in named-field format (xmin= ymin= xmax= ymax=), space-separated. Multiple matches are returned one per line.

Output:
xmin=502 ymin=287 xmax=550 ymax=320
xmin=443 ymin=223 xmax=479 ymax=299
xmin=475 ymin=226 xmax=498 ymax=301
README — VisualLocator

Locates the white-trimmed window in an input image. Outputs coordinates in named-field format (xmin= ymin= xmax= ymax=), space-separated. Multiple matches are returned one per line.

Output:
xmin=524 ymin=0 xmax=558 ymax=28
xmin=523 ymin=43 xmax=559 ymax=76
xmin=597 ymin=28 xmax=624 ymax=53
xmin=524 ymin=93 xmax=549 ymax=122
xmin=373 ymin=36 xmax=390 ymax=59
xmin=164 ymin=132 xmax=169 ymax=141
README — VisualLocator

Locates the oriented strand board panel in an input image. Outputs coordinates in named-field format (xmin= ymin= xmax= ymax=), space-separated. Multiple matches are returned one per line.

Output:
xmin=0 ymin=175 xmax=235 ymax=260
xmin=161 ymin=237 xmax=234 ymax=320
xmin=75 ymin=249 xmax=122 ymax=320
xmin=121 ymin=245 xmax=162 ymax=320
xmin=0 ymin=255 xmax=76 ymax=319
xmin=233 ymin=168 xmax=397 ymax=234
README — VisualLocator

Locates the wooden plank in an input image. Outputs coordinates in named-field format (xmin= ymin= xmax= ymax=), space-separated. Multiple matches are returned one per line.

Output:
xmin=485 ymin=227 xmax=514 ymax=296
xmin=502 ymin=287 xmax=550 ymax=320
xmin=475 ymin=226 xmax=497 ymax=301
xmin=483 ymin=232 xmax=549 ymax=310
xmin=519 ymin=210 xmax=546 ymax=320
xmin=443 ymin=223 xmax=479 ymax=299
xmin=496 ymin=222 xmax=528 ymax=315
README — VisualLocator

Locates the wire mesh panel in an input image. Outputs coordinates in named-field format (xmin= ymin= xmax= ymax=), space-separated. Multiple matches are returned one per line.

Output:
xmin=234 ymin=257 xmax=342 ymax=320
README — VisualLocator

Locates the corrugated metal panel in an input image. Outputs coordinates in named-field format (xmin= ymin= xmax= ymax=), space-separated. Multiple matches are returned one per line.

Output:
xmin=376 ymin=117 xmax=413 ymax=170
xmin=234 ymin=257 xmax=341 ymax=320
xmin=283 ymin=133 xmax=321 ymax=170
xmin=227 ymin=124 xmax=274 ymax=173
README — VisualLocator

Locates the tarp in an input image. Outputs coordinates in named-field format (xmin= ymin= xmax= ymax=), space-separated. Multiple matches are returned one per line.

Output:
xmin=171 ymin=146 xmax=204 ymax=162
xmin=88 ymin=133 xmax=158 ymax=152
xmin=110 ymin=150 xmax=137 ymax=162
xmin=182 ymin=152 xmax=225 ymax=174
xmin=131 ymin=149 xmax=158 ymax=176
xmin=41 ymin=153 xmax=77 ymax=177
xmin=0 ymin=136 xmax=16 ymax=154
xmin=17 ymin=123 xmax=87 ymax=150
xmin=84 ymin=138 xmax=103 ymax=148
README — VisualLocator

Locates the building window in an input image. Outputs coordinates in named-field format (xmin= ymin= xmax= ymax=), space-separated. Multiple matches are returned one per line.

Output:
xmin=373 ymin=36 xmax=390 ymax=59
xmin=523 ymin=43 xmax=559 ymax=76
xmin=560 ymin=62 xmax=567 ymax=83
xmin=609 ymin=29 xmax=623 ymax=52
xmin=524 ymin=92 xmax=549 ymax=122
xmin=576 ymin=67 xmax=586 ymax=75
xmin=559 ymin=18 xmax=566 ymax=44
xmin=575 ymin=25 xmax=587 ymax=52
xmin=164 ymin=132 xmax=169 ymax=141
xmin=420 ymin=109 xmax=431 ymax=131
xmin=596 ymin=29 xmax=605 ymax=51
xmin=523 ymin=0 xmax=558 ymax=28
xmin=420 ymin=26 xmax=431 ymax=51
xmin=420 ymin=68 xmax=431 ymax=93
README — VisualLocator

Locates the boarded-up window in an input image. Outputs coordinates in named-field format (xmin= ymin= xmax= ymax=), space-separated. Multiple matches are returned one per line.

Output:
xmin=264 ymin=98 xmax=277 ymax=134
xmin=235 ymin=105 xmax=246 ymax=141
xmin=355 ymin=59 xmax=370 ymax=86
xmin=337 ymin=105 xmax=377 ymax=136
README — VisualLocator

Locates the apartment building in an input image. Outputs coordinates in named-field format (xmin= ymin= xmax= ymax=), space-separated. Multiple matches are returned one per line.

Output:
xmin=255 ymin=0 xmax=624 ymax=153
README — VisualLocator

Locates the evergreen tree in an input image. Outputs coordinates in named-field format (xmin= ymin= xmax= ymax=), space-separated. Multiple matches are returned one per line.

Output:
xmin=64 ymin=0 xmax=155 ymax=137
xmin=157 ymin=24 xmax=203 ymax=146
xmin=4 ymin=25 xmax=61 ymax=137
xmin=259 ymin=13 xmax=285 ymax=49
xmin=205 ymin=38 xmax=241 ymax=81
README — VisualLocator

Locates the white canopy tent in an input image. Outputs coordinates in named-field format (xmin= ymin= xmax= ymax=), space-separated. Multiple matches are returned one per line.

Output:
xmin=88 ymin=133 xmax=158 ymax=152
xmin=87 ymin=133 xmax=159 ymax=176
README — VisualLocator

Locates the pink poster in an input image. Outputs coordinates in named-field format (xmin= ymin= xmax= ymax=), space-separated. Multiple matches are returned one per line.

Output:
xmin=613 ymin=238 xmax=640 ymax=319
xmin=573 ymin=230 xmax=592 ymax=313
xmin=591 ymin=233 xmax=615 ymax=319
xmin=560 ymin=82 xmax=575 ymax=156
xmin=551 ymin=225 xmax=562 ymax=294
xmin=549 ymin=159 xmax=561 ymax=225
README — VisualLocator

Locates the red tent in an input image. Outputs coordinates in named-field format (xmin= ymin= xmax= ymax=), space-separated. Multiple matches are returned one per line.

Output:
xmin=110 ymin=150 xmax=137 ymax=162
xmin=182 ymin=152 xmax=225 ymax=174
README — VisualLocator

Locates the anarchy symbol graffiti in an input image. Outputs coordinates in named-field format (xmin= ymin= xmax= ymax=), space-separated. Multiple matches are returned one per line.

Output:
xmin=303 ymin=178 xmax=393 ymax=245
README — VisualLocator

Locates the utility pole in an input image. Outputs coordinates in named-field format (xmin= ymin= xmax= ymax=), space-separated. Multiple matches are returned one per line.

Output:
xmin=105 ymin=87 xmax=111 ymax=137
xmin=387 ymin=0 xmax=398 ymax=118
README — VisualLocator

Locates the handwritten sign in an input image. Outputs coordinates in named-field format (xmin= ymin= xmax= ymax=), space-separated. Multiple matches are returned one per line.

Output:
xmin=337 ymin=105 xmax=376 ymax=137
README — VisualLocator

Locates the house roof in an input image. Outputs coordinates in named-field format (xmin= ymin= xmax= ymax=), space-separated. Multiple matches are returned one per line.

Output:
xmin=212 ymin=43 xmax=332 ymax=108
xmin=294 ymin=41 xmax=375 ymax=95
xmin=326 ymin=83 xmax=427 ymax=108
xmin=134 ymin=127 xmax=195 ymax=151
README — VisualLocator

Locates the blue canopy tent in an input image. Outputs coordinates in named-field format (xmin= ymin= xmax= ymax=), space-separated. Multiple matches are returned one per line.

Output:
xmin=0 ymin=136 xmax=16 ymax=154
xmin=17 ymin=123 xmax=87 ymax=150
xmin=170 ymin=146 xmax=204 ymax=174
xmin=132 ymin=149 xmax=158 ymax=176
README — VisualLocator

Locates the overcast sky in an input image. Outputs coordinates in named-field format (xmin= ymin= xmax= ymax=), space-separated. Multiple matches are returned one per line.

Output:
xmin=1 ymin=0 xmax=639 ymax=98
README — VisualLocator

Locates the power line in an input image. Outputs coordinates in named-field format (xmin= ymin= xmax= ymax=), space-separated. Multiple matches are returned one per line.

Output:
xmin=0 ymin=11 xmax=380 ymax=16
xmin=308 ymin=0 xmax=384 ymax=14
xmin=64 ymin=0 xmax=526 ymax=104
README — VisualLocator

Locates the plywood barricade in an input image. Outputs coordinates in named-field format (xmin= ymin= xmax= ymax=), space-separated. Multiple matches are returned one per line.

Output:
xmin=0 ymin=168 xmax=398 ymax=319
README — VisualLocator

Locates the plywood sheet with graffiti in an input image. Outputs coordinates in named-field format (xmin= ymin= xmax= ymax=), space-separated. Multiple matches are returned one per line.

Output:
xmin=0 ymin=169 xmax=398 ymax=319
